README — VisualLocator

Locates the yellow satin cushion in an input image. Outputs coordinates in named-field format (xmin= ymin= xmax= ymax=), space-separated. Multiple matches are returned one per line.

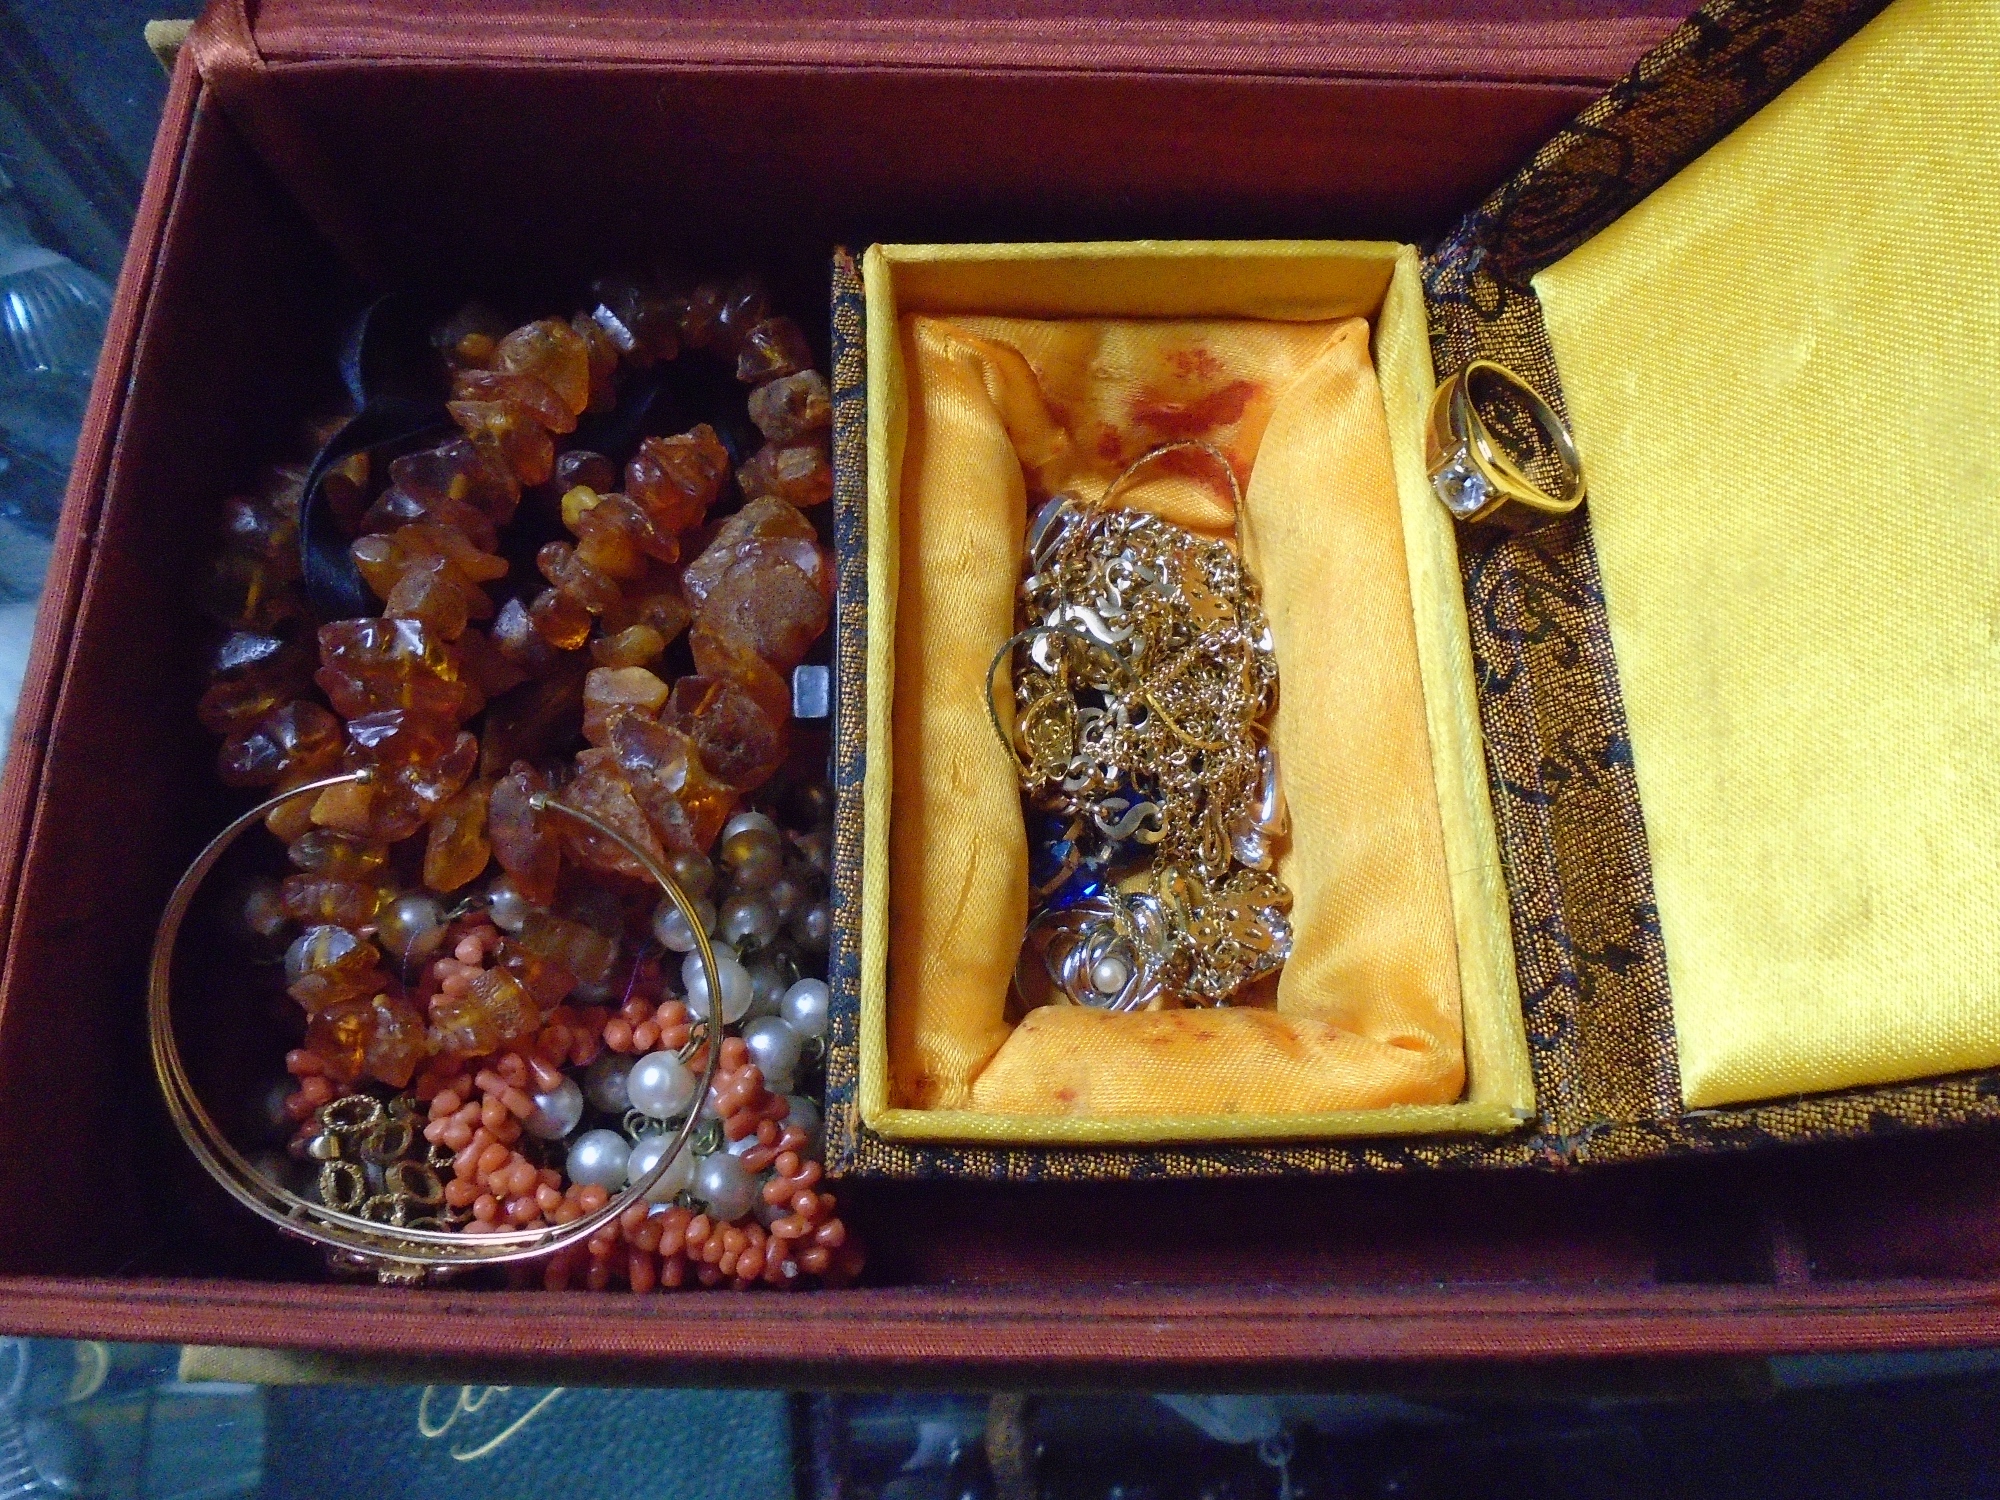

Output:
xmin=1534 ymin=0 xmax=2000 ymax=1106
xmin=859 ymin=242 xmax=1532 ymax=1142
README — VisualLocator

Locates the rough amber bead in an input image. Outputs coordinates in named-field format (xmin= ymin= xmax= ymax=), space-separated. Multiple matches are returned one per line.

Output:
xmin=495 ymin=317 xmax=593 ymax=418
xmin=538 ymin=541 xmax=623 ymax=614
xmin=556 ymin=749 xmax=667 ymax=882
xmin=430 ymin=967 xmax=541 ymax=1057
xmin=569 ymin=316 xmax=620 ymax=415
xmin=199 ymin=551 xmax=298 ymax=632
xmin=528 ymin=586 xmax=593 ymax=651
xmin=689 ymin=621 xmax=792 ymax=728
xmin=737 ymin=442 xmax=833 ymax=508
xmin=424 ymin=778 xmax=493 ymax=893
xmin=363 ymin=994 xmax=430 ymax=1088
xmin=210 ymin=629 xmax=305 ymax=683
xmin=279 ymin=874 xmax=377 ymax=928
xmin=197 ymin=675 xmax=287 ymax=738
xmin=389 ymin=438 xmax=520 ymax=524
xmin=681 ymin=496 xmax=827 ymax=606
xmin=626 ymin=426 xmax=728 ymax=538
xmin=589 ymin=277 xmax=682 ymax=366
xmin=448 ymin=398 xmax=556 ymax=487
xmin=489 ymin=762 xmax=561 ymax=905
xmin=431 ymin=302 xmax=509 ymax=371
xmin=492 ymin=596 xmax=559 ymax=673
xmin=664 ymin=674 xmax=787 ymax=792
xmin=735 ymin=316 xmax=814 ymax=386
xmin=581 ymin=666 xmax=670 ymax=746
xmin=573 ymin=493 xmax=667 ymax=575
xmin=712 ymin=274 xmax=771 ymax=356
xmin=616 ymin=590 xmax=691 ymax=647
xmin=451 ymin=367 xmax=575 ymax=435
xmin=316 ymin=617 xmax=469 ymax=723
xmin=218 ymin=700 xmax=343 ymax=788
xmin=288 ymin=829 xmax=388 ymax=879
xmin=304 ymin=998 xmax=375 ymax=1085
xmin=590 ymin=624 xmax=666 ymax=669
xmin=697 ymin=552 xmax=829 ymax=676
xmin=747 ymin=370 xmax=832 ymax=446
xmin=286 ymin=925 xmax=388 ymax=1013
xmin=516 ymin=907 xmax=621 ymax=988
xmin=556 ymin=449 xmax=618 ymax=497
xmin=679 ymin=281 xmax=726 ymax=349
xmin=606 ymin=715 xmax=739 ymax=854
xmin=496 ymin=940 xmax=577 ymax=1011
xmin=384 ymin=559 xmax=474 ymax=640
xmin=360 ymin=484 xmax=500 ymax=555
xmin=220 ymin=492 xmax=302 ymax=577
xmin=342 ymin=706 xmax=455 ymax=769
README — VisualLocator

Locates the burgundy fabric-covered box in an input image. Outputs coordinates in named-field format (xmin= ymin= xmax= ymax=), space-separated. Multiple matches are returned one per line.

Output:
xmin=4 ymin=0 xmax=2000 ymax=1374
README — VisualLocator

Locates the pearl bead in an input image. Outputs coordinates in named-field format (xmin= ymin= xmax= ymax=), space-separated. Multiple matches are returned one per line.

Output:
xmin=667 ymin=849 xmax=716 ymax=900
xmin=683 ymin=948 xmax=754 ymax=1024
xmin=694 ymin=1150 xmax=758 ymax=1222
xmin=784 ymin=1094 xmax=822 ymax=1146
xmin=727 ymin=842 xmax=785 ymax=893
xmin=720 ymin=811 xmax=782 ymax=845
xmin=651 ymin=896 xmax=716 ymax=953
xmin=792 ymin=900 xmax=832 ymax=952
xmin=741 ymin=1016 xmax=802 ymax=1083
xmin=627 ymin=1049 xmax=698 ymax=1121
xmin=720 ymin=894 xmax=780 ymax=950
xmin=583 ymin=1051 xmax=635 ymax=1113
xmin=746 ymin=962 xmax=787 ymax=1019
xmin=526 ymin=1076 xmax=584 ymax=1140
xmin=766 ymin=874 xmax=808 ymax=922
xmin=780 ymin=978 xmax=831 ymax=1039
xmin=240 ymin=881 xmax=287 ymax=941
xmin=794 ymin=828 xmax=832 ymax=876
xmin=1090 ymin=954 xmax=1131 ymax=996
xmin=719 ymin=818 xmax=786 ymax=892
xmin=565 ymin=1129 xmax=631 ymax=1190
xmin=376 ymin=892 xmax=446 ymax=966
xmin=626 ymin=1134 xmax=696 ymax=1202
xmin=486 ymin=877 xmax=530 ymax=933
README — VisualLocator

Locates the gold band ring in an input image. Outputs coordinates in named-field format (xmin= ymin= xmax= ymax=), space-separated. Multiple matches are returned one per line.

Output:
xmin=1425 ymin=359 xmax=1586 ymax=532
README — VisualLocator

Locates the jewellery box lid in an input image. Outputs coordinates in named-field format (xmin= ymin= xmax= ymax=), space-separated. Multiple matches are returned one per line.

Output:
xmin=1424 ymin=0 xmax=2000 ymax=1148
xmin=189 ymin=0 xmax=1683 ymax=82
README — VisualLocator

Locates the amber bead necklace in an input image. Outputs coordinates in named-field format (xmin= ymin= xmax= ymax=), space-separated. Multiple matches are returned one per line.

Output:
xmin=171 ymin=273 xmax=855 ymax=1289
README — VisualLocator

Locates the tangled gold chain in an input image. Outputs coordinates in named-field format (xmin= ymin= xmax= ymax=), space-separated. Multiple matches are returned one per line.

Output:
xmin=995 ymin=443 xmax=1292 ymax=1009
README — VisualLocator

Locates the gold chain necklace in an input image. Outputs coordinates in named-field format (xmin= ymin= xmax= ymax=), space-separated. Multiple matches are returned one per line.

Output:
xmin=989 ymin=442 xmax=1292 ymax=1011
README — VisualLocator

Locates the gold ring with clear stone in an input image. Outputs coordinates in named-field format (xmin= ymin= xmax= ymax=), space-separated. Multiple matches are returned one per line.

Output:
xmin=1424 ymin=359 xmax=1586 ymax=532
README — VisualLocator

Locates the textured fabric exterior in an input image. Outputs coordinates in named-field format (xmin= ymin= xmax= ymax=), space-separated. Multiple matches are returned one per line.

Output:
xmin=1533 ymin=0 xmax=2000 ymax=1108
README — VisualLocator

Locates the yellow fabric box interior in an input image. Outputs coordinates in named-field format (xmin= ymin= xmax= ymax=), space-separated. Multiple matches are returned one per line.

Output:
xmin=857 ymin=242 xmax=1535 ymax=1145
xmin=851 ymin=0 xmax=2000 ymax=1150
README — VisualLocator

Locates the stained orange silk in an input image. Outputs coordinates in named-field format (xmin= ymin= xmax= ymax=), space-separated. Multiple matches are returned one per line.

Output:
xmin=889 ymin=311 xmax=1467 ymax=1116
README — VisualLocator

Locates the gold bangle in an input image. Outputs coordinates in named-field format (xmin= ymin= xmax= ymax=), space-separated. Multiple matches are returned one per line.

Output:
xmin=147 ymin=770 xmax=724 ymax=1286
xmin=1425 ymin=359 xmax=1586 ymax=532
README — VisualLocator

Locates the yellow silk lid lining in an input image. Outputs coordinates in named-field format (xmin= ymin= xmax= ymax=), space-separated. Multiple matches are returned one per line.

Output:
xmin=1534 ymin=0 xmax=2000 ymax=1107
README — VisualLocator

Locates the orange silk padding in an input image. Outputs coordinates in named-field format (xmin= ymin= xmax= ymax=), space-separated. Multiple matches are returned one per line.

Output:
xmin=890 ymin=313 xmax=1465 ymax=1115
